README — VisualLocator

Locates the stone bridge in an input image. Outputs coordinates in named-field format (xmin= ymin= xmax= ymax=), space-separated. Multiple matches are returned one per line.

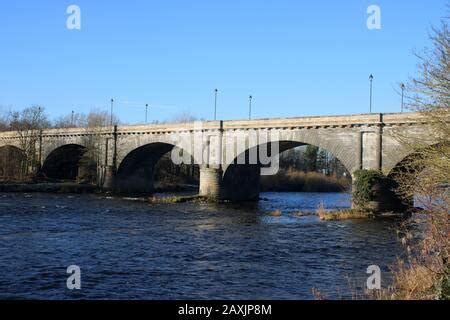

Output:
xmin=0 ymin=112 xmax=437 ymax=201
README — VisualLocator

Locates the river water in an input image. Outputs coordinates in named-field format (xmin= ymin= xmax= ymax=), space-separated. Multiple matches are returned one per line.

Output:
xmin=0 ymin=192 xmax=405 ymax=300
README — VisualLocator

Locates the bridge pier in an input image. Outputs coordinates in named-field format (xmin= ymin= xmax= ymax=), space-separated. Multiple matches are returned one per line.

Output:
xmin=102 ymin=165 xmax=116 ymax=191
xmin=199 ymin=167 xmax=223 ymax=200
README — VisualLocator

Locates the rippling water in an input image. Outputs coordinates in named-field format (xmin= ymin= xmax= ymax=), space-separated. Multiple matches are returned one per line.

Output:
xmin=0 ymin=192 xmax=405 ymax=299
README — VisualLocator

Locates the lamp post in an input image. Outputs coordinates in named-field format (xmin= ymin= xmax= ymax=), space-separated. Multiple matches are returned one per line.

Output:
xmin=214 ymin=89 xmax=218 ymax=120
xmin=401 ymin=83 xmax=405 ymax=113
xmin=145 ymin=104 xmax=149 ymax=123
xmin=37 ymin=106 xmax=42 ymax=127
xmin=248 ymin=95 xmax=253 ymax=120
xmin=110 ymin=98 xmax=114 ymax=126
xmin=369 ymin=74 xmax=374 ymax=113
xmin=71 ymin=110 xmax=74 ymax=127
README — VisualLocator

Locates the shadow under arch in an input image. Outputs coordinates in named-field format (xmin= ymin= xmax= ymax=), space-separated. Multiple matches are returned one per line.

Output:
xmin=386 ymin=143 xmax=448 ymax=206
xmin=387 ymin=142 xmax=446 ymax=180
xmin=41 ymin=144 xmax=87 ymax=180
xmin=0 ymin=145 xmax=27 ymax=181
xmin=222 ymin=140 xmax=352 ymax=201
xmin=116 ymin=142 xmax=198 ymax=195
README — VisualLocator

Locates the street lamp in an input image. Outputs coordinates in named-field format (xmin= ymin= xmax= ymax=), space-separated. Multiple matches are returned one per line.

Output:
xmin=401 ymin=83 xmax=405 ymax=113
xmin=214 ymin=89 xmax=218 ymax=120
xmin=110 ymin=98 xmax=114 ymax=126
xmin=71 ymin=110 xmax=74 ymax=127
xmin=248 ymin=95 xmax=253 ymax=120
xmin=145 ymin=104 xmax=149 ymax=123
xmin=369 ymin=74 xmax=374 ymax=113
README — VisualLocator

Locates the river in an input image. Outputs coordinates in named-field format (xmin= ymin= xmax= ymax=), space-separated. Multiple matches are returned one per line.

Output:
xmin=0 ymin=192 xmax=405 ymax=299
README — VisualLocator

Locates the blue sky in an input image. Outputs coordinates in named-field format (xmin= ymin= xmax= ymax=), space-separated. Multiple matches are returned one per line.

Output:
xmin=0 ymin=0 xmax=447 ymax=124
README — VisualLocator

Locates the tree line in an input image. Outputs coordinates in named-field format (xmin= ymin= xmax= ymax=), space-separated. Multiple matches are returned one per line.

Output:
xmin=0 ymin=107 xmax=116 ymax=182
xmin=279 ymin=145 xmax=349 ymax=177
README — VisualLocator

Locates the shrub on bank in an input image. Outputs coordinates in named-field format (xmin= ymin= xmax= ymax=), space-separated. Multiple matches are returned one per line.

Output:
xmin=352 ymin=169 xmax=407 ymax=213
xmin=352 ymin=169 xmax=385 ymax=209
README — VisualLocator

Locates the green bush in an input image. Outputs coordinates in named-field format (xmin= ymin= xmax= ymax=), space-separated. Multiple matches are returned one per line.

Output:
xmin=352 ymin=169 xmax=385 ymax=208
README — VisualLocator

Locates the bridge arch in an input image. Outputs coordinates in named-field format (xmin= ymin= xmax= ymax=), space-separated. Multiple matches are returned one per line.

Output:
xmin=41 ymin=144 xmax=87 ymax=181
xmin=222 ymin=130 xmax=356 ymax=174
xmin=222 ymin=138 xmax=352 ymax=201
xmin=385 ymin=143 xmax=448 ymax=209
xmin=0 ymin=145 xmax=27 ymax=181
xmin=116 ymin=142 xmax=198 ymax=195
xmin=387 ymin=142 xmax=447 ymax=180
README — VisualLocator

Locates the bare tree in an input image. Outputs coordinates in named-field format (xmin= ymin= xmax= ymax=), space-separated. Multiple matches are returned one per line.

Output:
xmin=170 ymin=111 xmax=198 ymax=123
xmin=0 ymin=107 xmax=10 ymax=132
xmin=9 ymin=106 xmax=50 ymax=176
xmin=399 ymin=21 xmax=449 ymax=198
xmin=53 ymin=112 xmax=87 ymax=128
xmin=383 ymin=21 xmax=449 ymax=300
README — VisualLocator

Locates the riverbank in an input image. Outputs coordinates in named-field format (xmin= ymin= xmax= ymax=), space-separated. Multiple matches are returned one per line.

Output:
xmin=0 ymin=182 xmax=199 ymax=194
xmin=0 ymin=182 xmax=99 ymax=193
xmin=316 ymin=208 xmax=410 ymax=221
xmin=266 ymin=208 xmax=409 ymax=221
xmin=260 ymin=169 xmax=350 ymax=193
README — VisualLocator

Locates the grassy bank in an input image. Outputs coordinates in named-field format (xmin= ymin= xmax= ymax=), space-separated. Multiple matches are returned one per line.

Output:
xmin=260 ymin=169 xmax=350 ymax=193
xmin=317 ymin=208 xmax=372 ymax=221
xmin=316 ymin=202 xmax=372 ymax=221
xmin=315 ymin=202 xmax=410 ymax=221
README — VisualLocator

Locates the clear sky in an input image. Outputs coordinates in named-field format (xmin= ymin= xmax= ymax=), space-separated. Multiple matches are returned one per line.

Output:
xmin=0 ymin=0 xmax=447 ymax=124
